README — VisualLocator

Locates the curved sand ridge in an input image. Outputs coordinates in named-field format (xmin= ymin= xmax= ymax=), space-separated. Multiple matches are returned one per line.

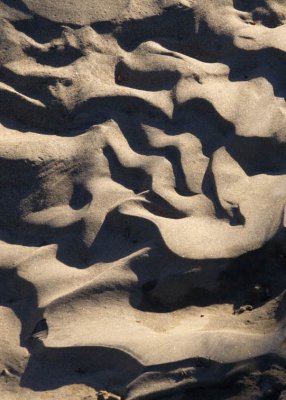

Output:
xmin=0 ymin=0 xmax=286 ymax=399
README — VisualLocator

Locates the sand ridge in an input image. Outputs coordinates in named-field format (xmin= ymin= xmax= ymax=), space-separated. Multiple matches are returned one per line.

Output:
xmin=0 ymin=0 xmax=286 ymax=399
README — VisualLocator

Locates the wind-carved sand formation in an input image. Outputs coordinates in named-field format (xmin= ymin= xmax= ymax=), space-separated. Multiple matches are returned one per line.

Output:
xmin=0 ymin=0 xmax=286 ymax=399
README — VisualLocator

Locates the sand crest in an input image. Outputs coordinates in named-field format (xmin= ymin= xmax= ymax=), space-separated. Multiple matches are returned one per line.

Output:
xmin=0 ymin=0 xmax=286 ymax=399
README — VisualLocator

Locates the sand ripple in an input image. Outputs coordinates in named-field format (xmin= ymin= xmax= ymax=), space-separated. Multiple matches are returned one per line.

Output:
xmin=0 ymin=0 xmax=286 ymax=398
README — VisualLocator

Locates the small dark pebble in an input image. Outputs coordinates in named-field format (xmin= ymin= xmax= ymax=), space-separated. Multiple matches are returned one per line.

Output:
xmin=234 ymin=305 xmax=253 ymax=314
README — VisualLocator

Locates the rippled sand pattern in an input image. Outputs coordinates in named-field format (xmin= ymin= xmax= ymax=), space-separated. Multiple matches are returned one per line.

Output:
xmin=0 ymin=0 xmax=286 ymax=399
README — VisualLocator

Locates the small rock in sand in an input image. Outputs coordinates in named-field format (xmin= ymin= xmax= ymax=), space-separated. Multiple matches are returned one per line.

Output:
xmin=234 ymin=305 xmax=253 ymax=315
xmin=98 ymin=391 xmax=121 ymax=400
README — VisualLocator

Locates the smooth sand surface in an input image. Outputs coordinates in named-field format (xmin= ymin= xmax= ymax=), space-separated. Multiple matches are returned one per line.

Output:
xmin=0 ymin=0 xmax=286 ymax=399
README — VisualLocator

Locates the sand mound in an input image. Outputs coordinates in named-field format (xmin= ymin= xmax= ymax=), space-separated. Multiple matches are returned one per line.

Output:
xmin=0 ymin=0 xmax=286 ymax=399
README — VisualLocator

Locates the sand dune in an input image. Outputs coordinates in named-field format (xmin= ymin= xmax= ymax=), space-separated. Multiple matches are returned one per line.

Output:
xmin=0 ymin=0 xmax=286 ymax=399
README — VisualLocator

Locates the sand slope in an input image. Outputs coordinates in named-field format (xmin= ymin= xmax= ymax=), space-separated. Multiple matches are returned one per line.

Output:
xmin=0 ymin=0 xmax=286 ymax=399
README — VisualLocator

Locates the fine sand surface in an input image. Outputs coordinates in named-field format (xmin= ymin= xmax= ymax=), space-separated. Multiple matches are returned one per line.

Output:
xmin=0 ymin=0 xmax=286 ymax=399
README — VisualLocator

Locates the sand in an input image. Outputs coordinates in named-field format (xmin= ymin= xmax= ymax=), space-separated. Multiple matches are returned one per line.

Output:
xmin=0 ymin=0 xmax=286 ymax=399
